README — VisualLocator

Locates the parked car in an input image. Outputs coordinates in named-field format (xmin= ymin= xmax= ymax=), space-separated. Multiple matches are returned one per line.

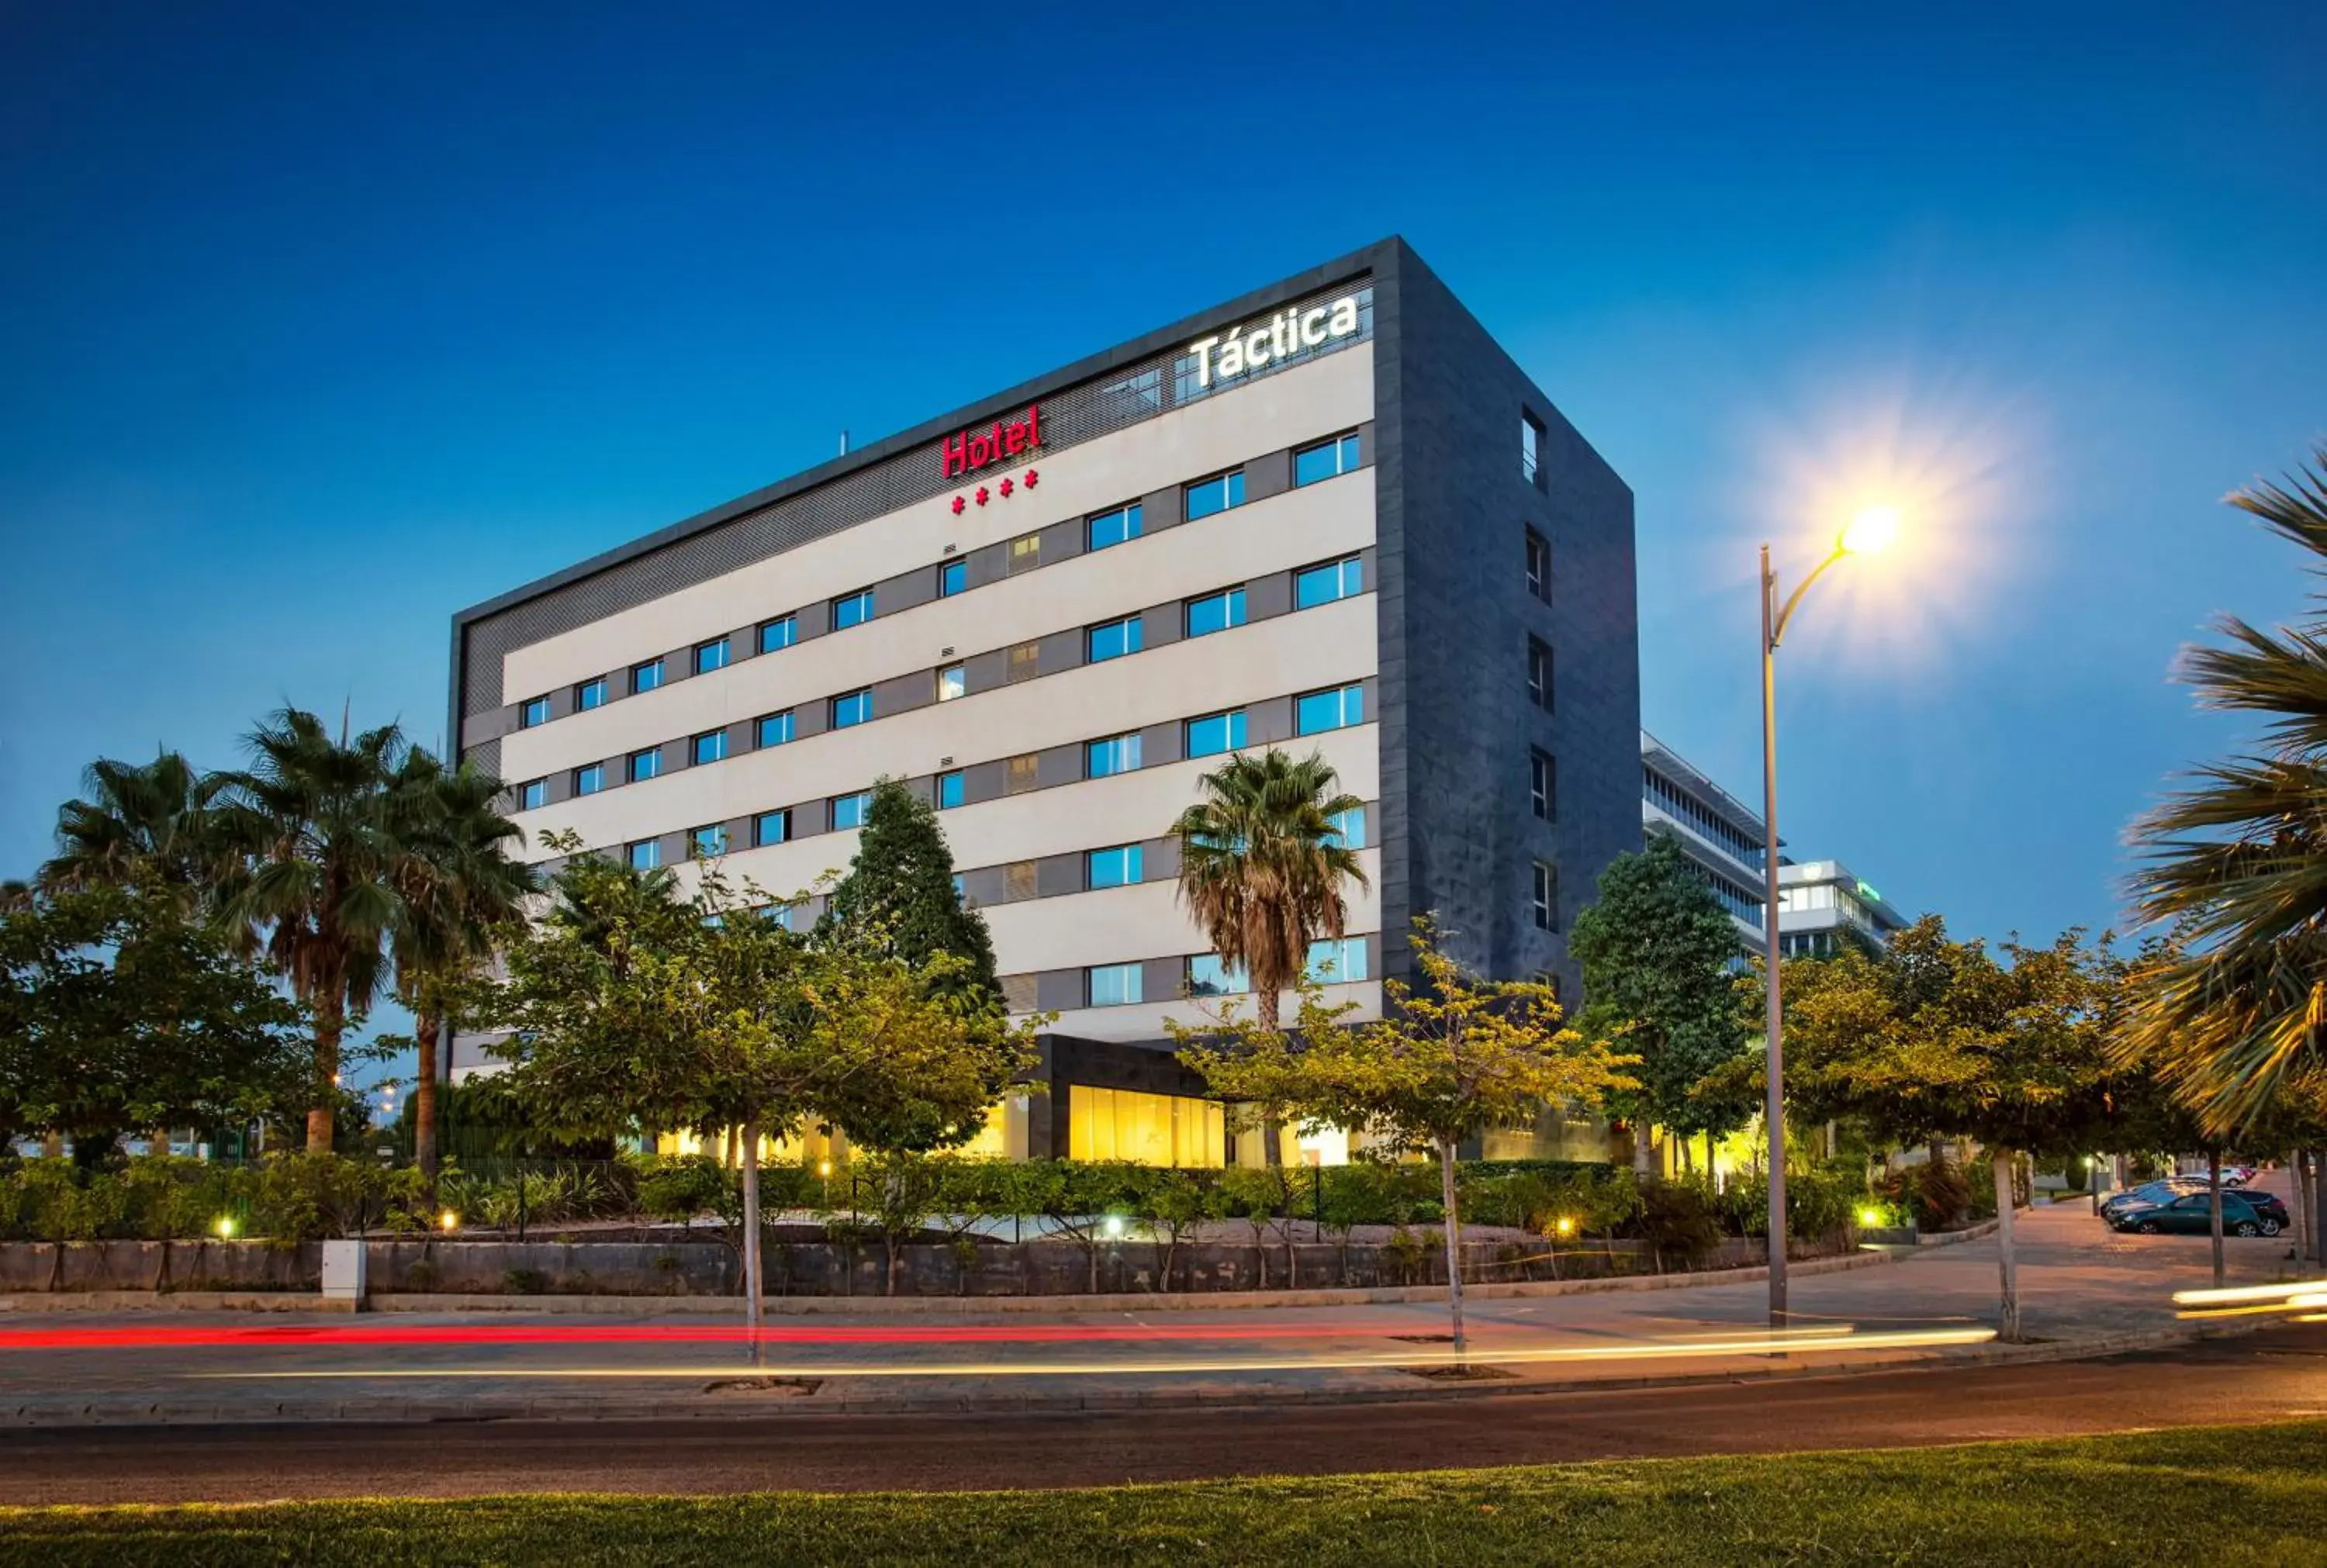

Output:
xmin=2222 ymin=1166 xmax=2260 ymax=1188
xmin=2118 ymin=1190 xmax=2284 ymax=1238
xmin=2100 ymin=1178 xmax=2208 ymax=1222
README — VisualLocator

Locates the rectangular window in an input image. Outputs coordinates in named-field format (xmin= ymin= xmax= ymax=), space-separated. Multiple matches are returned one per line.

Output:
xmin=939 ymin=558 xmax=967 ymax=597
xmin=1087 ymin=614 xmax=1143 ymax=663
xmin=691 ymin=824 xmax=729 ymax=859
xmin=754 ymin=810 xmax=790 ymax=848
xmin=693 ymin=730 xmax=728 ymax=766
xmin=1087 ymin=962 xmax=1144 ymax=1008
xmin=1007 ymin=642 xmax=1040 ymax=683
xmin=1008 ymin=533 xmax=1042 ymax=575
xmin=1525 ymin=527 xmax=1552 ymax=603
xmin=629 ymin=748 xmax=662 ymax=783
xmin=1528 ymin=637 xmax=1553 ymax=711
xmin=576 ymin=677 xmax=608 ymax=711
xmin=695 ymin=637 xmax=730 ymax=675
xmin=1004 ymin=861 xmax=1036 ymax=900
xmin=1006 ymin=753 xmax=1039 ymax=795
xmin=757 ymin=710 xmax=794 ymax=748
xmin=1530 ymin=749 xmax=1555 ymax=820
xmin=936 ymin=665 xmax=966 ymax=703
xmin=1533 ymin=861 xmax=1558 ymax=931
xmin=1086 ymin=733 xmax=1143 ymax=778
xmin=831 ymin=689 xmax=873 ymax=728
xmin=937 ymin=770 xmax=964 ymax=810
xmin=1325 ymin=806 xmax=1365 ymax=850
xmin=1087 ymin=844 xmax=1144 ymax=889
xmin=832 ymin=791 xmax=873 ymax=831
xmin=1187 ymin=954 xmax=1249 ymax=996
xmin=1184 ymin=470 xmax=1246 ymax=522
xmin=758 ymin=616 xmax=797 ymax=656
xmin=1305 ymin=937 xmax=1368 ymax=984
xmin=520 ymin=695 xmax=551 ymax=729
xmin=1523 ymin=411 xmax=1546 ymax=488
xmin=1087 ymin=503 xmax=1143 ymax=552
xmin=1293 ymin=431 xmax=1363 ymax=487
xmin=1295 ymin=556 xmax=1364 ymax=610
xmin=631 ymin=658 xmax=664 ymax=695
xmin=574 ymin=762 xmax=604 ymax=796
xmin=1295 ymin=683 xmax=1364 ymax=736
xmin=832 ymin=588 xmax=874 ymax=630
xmin=1185 ymin=587 xmax=1246 ymax=638
xmin=629 ymin=840 xmax=661 ymax=872
xmin=520 ymin=778 xmax=548 ymax=811
xmin=1184 ymin=710 xmax=1247 ymax=758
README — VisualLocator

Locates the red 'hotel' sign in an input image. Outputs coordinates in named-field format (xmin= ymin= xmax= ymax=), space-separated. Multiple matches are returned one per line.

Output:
xmin=940 ymin=405 xmax=1040 ymax=479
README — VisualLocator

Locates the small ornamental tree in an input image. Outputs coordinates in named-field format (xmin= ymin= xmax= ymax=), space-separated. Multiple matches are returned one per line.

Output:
xmin=1780 ymin=916 xmax=2125 ymax=1339
xmin=0 ymin=883 xmax=307 ymax=1159
xmin=1568 ymin=835 xmax=1752 ymax=1176
xmin=824 ymin=779 xmax=998 ymax=1000
xmin=1181 ymin=920 xmax=1634 ymax=1358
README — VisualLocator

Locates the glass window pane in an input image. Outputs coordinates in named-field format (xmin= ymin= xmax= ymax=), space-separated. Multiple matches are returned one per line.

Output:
xmin=1186 ymin=711 xmax=1246 ymax=758
xmin=578 ymin=678 xmax=607 ymax=710
xmin=1087 ymin=734 xmax=1143 ymax=777
xmin=629 ymin=841 xmax=660 ymax=871
xmin=576 ymin=764 xmax=603 ymax=796
xmin=1087 ymin=503 xmax=1144 ymax=551
xmin=832 ymin=689 xmax=873 ymax=728
xmin=1325 ymin=806 xmax=1365 ymax=849
xmin=755 ymin=810 xmax=789 ymax=847
xmin=833 ymin=589 xmax=873 ymax=629
xmin=1186 ymin=588 xmax=1246 ymax=637
xmin=1087 ymin=615 xmax=1143 ymax=663
xmin=520 ymin=779 xmax=547 ymax=811
xmin=632 ymin=660 xmax=663 ymax=694
xmin=759 ymin=616 xmax=796 ymax=655
xmin=631 ymin=749 xmax=661 ymax=782
xmin=940 ymin=559 xmax=967 ymax=596
xmin=1295 ymin=557 xmax=1362 ymax=610
xmin=938 ymin=771 xmax=964 ymax=810
xmin=937 ymin=665 xmax=966 ymax=702
xmin=696 ymin=639 xmax=729 ymax=675
xmin=1087 ymin=962 xmax=1143 ymax=1007
xmin=1188 ymin=954 xmax=1250 ymax=996
xmin=1184 ymin=471 xmax=1246 ymax=522
xmin=759 ymin=710 xmax=794 ymax=748
xmin=693 ymin=824 xmax=728 ymax=858
xmin=694 ymin=730 xmax=727 ymax=765
xmin=521 ymin=696 xmax=550 ymax=728
xmin=832 ymin=792 xmax=872 ymax=830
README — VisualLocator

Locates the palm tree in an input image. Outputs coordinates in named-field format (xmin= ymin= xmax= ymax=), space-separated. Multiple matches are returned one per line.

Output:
xmin=2127 ymin=448 xmax=2327 ymax=1134
xmin=386 ymin=749 xmax=533 ymax=1188
xmin=40 ymin=751 xmax=222 ymax=904
xmin=1170 ymin=748 xmax=1369 ymax=1032
xmin=210 ymin=710 xmax=411 ymax=1152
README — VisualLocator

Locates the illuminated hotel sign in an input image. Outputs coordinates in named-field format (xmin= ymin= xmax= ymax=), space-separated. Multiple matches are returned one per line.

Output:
xmin=1186 ymin=294 xmax=1362 ymax=390
xmin=940 ymin=405 xmax=1041 ymax=479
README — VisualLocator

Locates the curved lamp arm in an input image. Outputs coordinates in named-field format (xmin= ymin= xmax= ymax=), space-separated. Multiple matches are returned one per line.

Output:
xmin=1766 ymin=545 xmax=1848 ymax=652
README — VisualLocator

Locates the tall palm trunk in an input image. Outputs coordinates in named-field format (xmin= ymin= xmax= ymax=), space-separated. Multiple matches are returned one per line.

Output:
xmin=306 ymin=996 xmax=344 ymax=1151
xmin=1991 ymin=1146 xmax=2020 ymax=1342
xmin=413 ymin=1012 xmax=443 ymax=1189
xmin=1438 ymin=1135 xmax=1467 ymax=1363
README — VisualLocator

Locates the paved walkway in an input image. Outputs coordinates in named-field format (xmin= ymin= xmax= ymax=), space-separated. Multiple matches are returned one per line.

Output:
xmin=0 ymin=1199 xmax=2310 ymax=1425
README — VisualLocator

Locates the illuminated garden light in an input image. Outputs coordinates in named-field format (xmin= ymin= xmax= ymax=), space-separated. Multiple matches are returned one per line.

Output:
xmin=1102 ymin=1214 xmax=1125 ymax=1239
xmin=439 ymin=1210 xmax=460 ymax=1232
xmin=1857 ymin=1207 xmax=1886 ymax=1229
xmin=1553 ymin=1216 xmax=1576 ymax=1238
xmin=214 ymin=1215 xmax=236 ymax=1239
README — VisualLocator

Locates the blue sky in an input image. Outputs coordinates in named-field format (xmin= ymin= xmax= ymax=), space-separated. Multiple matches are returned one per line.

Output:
xmin=3 ymin=4 xmax=2322 ymax=1043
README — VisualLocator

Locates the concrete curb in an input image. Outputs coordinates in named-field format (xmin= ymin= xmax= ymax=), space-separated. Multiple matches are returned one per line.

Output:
xmin=0 ymin=1318 xmax=2258 ymax=1428
xmin=0 ymin=1249 xmax=1888 ymax=1317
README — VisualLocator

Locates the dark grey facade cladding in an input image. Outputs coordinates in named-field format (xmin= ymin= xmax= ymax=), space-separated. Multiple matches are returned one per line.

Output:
xmin=1368 ymin=241 xmax=1641 ymax=1006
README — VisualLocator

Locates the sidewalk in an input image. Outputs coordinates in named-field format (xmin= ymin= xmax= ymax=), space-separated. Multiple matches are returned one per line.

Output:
xmin=0 ymin=1201 xmax=2306 ymax=1426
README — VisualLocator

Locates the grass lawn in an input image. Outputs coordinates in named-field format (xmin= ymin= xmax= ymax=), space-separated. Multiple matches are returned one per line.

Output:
xmin=3 ymin=1420 xmax=2322 ymax=1566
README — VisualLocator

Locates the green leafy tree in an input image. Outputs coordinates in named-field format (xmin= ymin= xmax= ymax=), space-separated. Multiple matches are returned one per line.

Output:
xmin=1569 ymin=835 xmax=1752 ymax=1176
xmin=0 ymin=884 xmax=307 ymax=1159
xmin=2124 ymin=450 xmax=2327 ymax=1134
xmin=1170 ymin=748 xmax=1368 ymax=1034
xmin=1181 ymin=919 xmax=1634 ymax=1357
xmin=1779 ymin=916 xmax=2125 ymax=1339
xmin=824 ymin=779 xmax=998 ymax=999
xmin=209 ymin=710 xmax=415 ymax=1151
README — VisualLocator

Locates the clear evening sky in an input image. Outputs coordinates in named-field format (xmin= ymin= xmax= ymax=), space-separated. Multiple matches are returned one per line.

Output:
xmin=4 ymin=4 xmax=2322 ymax=968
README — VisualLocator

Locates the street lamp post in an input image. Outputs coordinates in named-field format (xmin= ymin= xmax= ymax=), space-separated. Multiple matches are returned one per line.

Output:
xmin=1758 ymin=506 xmax=1896 ymax=1331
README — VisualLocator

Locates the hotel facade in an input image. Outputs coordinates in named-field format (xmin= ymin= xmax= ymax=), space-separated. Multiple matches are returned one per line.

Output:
xmin=447 ymin=238 xmax=1641 ymax=1166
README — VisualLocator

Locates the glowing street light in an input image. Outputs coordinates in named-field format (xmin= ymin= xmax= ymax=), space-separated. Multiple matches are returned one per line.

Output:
xmin=1759 ymin=505 xmax=1901 ymax=1330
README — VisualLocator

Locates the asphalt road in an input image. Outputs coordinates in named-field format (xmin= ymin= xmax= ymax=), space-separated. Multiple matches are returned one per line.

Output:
xmin=5 ymin=1327 xmax=2325 ymax=1504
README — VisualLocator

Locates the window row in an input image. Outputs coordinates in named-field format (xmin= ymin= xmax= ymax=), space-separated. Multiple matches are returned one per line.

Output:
xmin=515 ymin=558 xmax=1370 ymax=811
xmin=1084 ymin=938 xmax=1373 ymax=1010
xmin=512 ymin=430 xmax=1366 ymax=732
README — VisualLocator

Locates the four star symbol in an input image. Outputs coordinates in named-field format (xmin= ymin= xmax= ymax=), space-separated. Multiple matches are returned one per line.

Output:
xmin=950 ymin=468 xmax=1039 ymax=515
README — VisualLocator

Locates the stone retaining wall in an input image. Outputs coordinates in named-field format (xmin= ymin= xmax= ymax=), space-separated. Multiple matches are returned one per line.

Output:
xmin=0 ymin=1232 xmax=1848 ymax=1298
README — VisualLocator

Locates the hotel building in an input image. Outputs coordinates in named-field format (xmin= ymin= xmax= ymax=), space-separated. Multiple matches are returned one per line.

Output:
xmin=1639 ymin=730 xmax=1770 ymax=953
xmin=446 ymin=238 xmax=1641 ymax=1165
